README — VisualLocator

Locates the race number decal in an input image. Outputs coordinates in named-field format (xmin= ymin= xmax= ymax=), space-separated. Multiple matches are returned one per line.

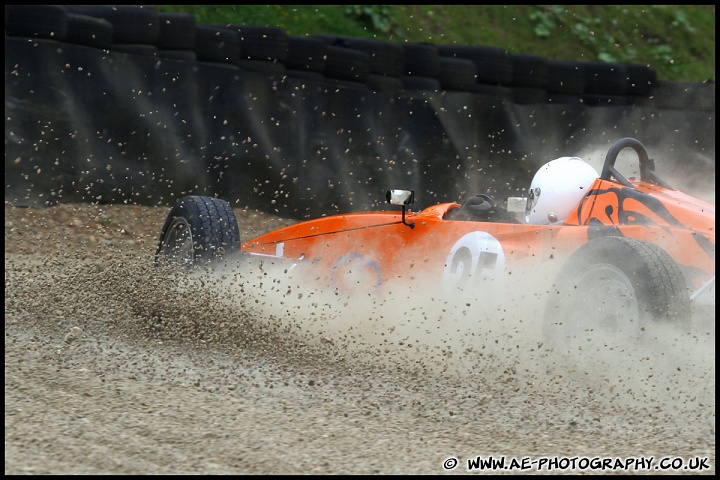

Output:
xmin=443 ymin=231 xmax=505 ymax=294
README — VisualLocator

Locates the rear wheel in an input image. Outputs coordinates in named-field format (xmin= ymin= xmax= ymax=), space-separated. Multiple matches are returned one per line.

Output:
xmin=155 ymin=195 xmax=240 ymax=269
xmin=543 ymin=236 xmax=691 ymax=349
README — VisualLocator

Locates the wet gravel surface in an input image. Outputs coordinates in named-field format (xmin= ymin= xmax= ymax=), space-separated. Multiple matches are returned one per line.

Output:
xmin=4 ymin=202 xmax=715 ymax=475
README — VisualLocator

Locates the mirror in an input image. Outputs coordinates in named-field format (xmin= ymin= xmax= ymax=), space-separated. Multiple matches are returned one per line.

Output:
xmin=506 ymin=196 xmax=527 ymax=213
xmin=386 ymin=189 xmax=415 ymax=206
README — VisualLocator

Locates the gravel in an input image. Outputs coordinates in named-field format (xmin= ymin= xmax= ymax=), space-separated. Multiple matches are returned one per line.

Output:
xmin=4 ymin=201 xmax=715 ymax=475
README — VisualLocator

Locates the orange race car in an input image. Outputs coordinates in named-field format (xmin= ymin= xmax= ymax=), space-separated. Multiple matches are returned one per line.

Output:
xmin=155 ymin=137 xmax=715 ymax=345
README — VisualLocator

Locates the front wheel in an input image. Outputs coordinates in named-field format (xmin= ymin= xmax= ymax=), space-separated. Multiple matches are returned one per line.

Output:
xmin=154 ymin=195 xmax=241 ymax=269
xmin=543 ymin=236 xmax=691 ymax=349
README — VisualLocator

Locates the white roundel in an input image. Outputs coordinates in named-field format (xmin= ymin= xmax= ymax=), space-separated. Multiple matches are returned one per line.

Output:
xmin=443 ymin=231 xmax=505 ymax=295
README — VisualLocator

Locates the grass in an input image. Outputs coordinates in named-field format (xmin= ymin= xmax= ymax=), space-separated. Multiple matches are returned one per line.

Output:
xmin=151 ymin=5 xmax=715 ymax=83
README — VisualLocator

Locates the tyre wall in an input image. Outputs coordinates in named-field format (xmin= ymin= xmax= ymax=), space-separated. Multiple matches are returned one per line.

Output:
xmin=4 ymin=6 xmax=715 ymax=218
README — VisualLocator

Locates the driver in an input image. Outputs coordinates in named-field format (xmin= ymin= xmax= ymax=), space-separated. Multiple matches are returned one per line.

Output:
xmin=525 ymin=156 xmax=599 ymax=224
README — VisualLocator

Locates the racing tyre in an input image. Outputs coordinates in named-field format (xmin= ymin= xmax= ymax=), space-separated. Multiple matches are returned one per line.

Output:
xmin=543 ymin=236 xmax=691 ymax=349
xmin=155 ymin=195 xmax=241 ymax=269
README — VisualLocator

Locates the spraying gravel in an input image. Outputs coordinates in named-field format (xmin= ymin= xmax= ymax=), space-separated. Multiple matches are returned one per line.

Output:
xmin=4 ymin=202 xmax=715 ymax=474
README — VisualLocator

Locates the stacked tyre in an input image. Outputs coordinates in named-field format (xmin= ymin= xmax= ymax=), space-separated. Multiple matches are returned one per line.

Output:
xmin=3 ymin=5 xmax=712 ymax=109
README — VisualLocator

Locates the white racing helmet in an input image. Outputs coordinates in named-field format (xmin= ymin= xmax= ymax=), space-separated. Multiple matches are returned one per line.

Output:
xmin=525 ymin=157 xmax=598 ymax=224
